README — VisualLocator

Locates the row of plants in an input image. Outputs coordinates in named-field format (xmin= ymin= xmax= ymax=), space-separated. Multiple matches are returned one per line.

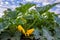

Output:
xmin=0 ymin=2 xmax=60 ymax=40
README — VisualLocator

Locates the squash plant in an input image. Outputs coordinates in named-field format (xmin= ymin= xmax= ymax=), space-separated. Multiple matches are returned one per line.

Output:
xmin=0 ymin=2 xmax=60 ymax=40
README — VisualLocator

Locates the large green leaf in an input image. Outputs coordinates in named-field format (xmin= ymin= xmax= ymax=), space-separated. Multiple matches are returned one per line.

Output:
xmin=54 ymin=27 xmax=60 ymax=40
xmin=4 ymin=9 xmax=18 ymax=19
xmin=0 ymin=21 xmax=10 ymax=33
xmin=55 ymin=16 xmax=60 ymax=24
xmin=33 ymin=28 xmax=41 ymax=40
xmin=42 ymin=27 xmax=53 ymax=40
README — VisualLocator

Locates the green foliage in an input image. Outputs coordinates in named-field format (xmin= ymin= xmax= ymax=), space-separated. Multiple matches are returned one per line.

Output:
xmin=0 ymin=2 xmax=60 ymax=40
xmin=36 ymin=2 xmax=60 ymax=15
xmin=16 ymin=2 xmax=36 ymax=13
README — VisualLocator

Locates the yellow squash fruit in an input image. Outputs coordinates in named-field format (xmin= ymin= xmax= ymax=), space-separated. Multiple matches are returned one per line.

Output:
xmin=25 ymin=28 xmax=34 ymax=36
xmin=17 ymin=25 xmax=25 ymax=34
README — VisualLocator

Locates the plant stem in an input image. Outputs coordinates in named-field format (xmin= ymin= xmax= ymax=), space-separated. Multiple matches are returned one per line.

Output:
xmin=27 ymin=18 xmax=37 ymax=29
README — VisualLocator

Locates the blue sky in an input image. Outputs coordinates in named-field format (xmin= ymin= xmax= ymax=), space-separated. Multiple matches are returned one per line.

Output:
xmin=0 ymin=0 xmax=60 ymax=17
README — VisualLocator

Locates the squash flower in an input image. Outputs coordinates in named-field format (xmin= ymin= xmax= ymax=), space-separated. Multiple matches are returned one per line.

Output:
xmin=17 ymin=25 xmax=34 ymax=36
